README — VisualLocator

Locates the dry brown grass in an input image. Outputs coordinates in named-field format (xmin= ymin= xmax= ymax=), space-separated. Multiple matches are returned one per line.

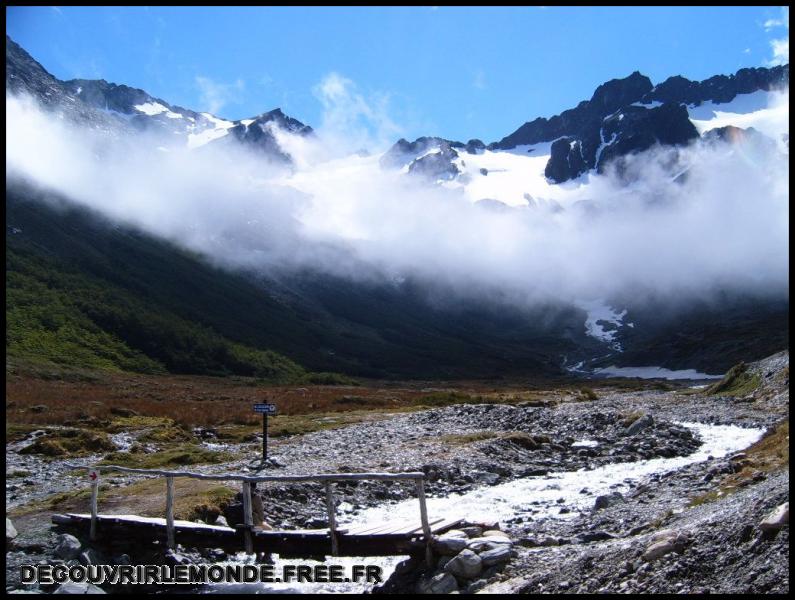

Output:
xmin=11 ymin=477 xmax=238 ymax=522
xmin=5 ymin=370 xmax=570 ymax=429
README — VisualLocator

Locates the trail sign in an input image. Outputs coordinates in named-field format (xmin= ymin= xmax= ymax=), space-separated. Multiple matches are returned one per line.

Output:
xmin=253 ymin=403 xmax=277 ymax=462
xmin=88 ymin=469 xmax=99 ymax=482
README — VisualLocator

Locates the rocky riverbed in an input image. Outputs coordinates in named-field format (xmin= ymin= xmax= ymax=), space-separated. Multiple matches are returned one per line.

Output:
xmin=5 ymin=351 xmax=789 ymax=594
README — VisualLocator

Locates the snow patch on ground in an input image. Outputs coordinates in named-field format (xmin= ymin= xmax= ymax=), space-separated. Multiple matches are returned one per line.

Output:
xmin=593 ymin=365 xmax=724 ymax=380
xmin=689 ymin=89 xmax=789 ymax=150
xmin=187 ymin=115 xmax=236 ymax=149
xmin=575 ymin=299 xmax=628 ymax=351
xmin=133 ymin=102 xmax=169 ymax=116
xmin=442 ymin=142 xmax=590 ymax=208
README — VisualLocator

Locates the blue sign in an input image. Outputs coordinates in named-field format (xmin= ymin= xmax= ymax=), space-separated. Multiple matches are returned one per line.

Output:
xmin=253 ymin=403 xmax=277 ymax=415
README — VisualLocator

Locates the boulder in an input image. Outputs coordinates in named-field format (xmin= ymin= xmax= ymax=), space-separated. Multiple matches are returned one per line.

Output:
xmin=643 ymin=529 xmax=689 ymax=561
xmin=78 ymin=549 xmax=104 ymax=566
xmin=579 ymin=531 xmax=616 ymax=543
xmin=642 ymin=539 xmax=676 ymax=562
xmin=54 ymin=534 xmax=82 ymax=560
xmin=594 ymin=492 xmax=625 ymax=511
xmin=467 ymin=537 xmax=512 ymax=552
xmin=759 ymin=502 xmax=789 ymax=532
xmin=444 ymin=548 xmax=483 ymax=579
xmin=625 ymin=414 xmax=654 ymax=436
xmin=7 ymin=518 xmax=18 ymax=544
xmin=479 ymin=544 xmax=512 ymax=566
xmin=53 ymin=582 xmax=106 ymax=594
xmin=459 ymin=526 xmax=483 ymax=538
xmin=417 ymin=572 xmax=458 ymax=594
xmin=432 ymin=535 xmax=469 ymax=556
xmin=481 ymin=530 xmax=510 ymax=540
xmin=441 ymin=529 xmax=469 ymax=538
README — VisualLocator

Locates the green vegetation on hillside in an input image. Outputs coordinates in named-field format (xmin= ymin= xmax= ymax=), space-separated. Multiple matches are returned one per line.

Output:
xmin=706 ymin=362 xmax=761 ymax=396
xmin=5 ymin=182 xmax=574 ymax=379
xmin=5 ymin=185 xmax=328 ymax=383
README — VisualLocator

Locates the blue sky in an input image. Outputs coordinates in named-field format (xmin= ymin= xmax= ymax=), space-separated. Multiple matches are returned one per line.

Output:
xmin=6 ymin=6 xmax=790 ymax=144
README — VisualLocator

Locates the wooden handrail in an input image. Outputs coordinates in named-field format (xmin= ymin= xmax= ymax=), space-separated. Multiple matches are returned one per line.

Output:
xmin=63 ymin=464 xmax=431 ymax=556
xmin=64 ymin=464 xmax=426 ymax=483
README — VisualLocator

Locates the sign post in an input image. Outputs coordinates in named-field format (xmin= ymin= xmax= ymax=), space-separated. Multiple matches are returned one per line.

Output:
xmin=253 ymin=403 xmax=277 ymax=462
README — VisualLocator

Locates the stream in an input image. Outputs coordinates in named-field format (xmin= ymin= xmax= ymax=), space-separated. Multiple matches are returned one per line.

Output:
xmin=202 ymin=421 xmax=764 ymax=594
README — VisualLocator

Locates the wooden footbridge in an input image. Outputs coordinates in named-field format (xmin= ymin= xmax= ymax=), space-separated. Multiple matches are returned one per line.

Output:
xmin=53 ymin=466 xmax=463 ymax=560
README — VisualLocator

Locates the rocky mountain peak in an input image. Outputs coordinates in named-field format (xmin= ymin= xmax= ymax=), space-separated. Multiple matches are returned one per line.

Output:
xmin=589 ymin=70 xmax=654 ymax=115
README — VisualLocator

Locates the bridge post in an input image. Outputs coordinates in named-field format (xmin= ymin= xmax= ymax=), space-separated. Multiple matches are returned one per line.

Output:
xmin=416 ymin=478 xmax=434 ymax=567
xmin=324 ymin=482 xmax=339 ymax=556
xmin=242 ymin=481 xmax=254 ymax=554
xmin=89 ymin=477 xmax=99 ymax=541
xmin=166 ymin=476 xmax=175 ymax=550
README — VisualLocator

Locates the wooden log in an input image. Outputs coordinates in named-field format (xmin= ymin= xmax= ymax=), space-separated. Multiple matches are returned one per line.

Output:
xmin=166 ymin=476 xmax=175 ymax=550
xmin=90 ymin=477 xmax=99 ymax=541
xmin=416 ymin=478 xmax=433 ymax=567
xmin=242 ymin=481 xmax=253 ymax=554
xmin=63 ymin=464 xmax=425 ymax=483
xmin=325 ymin=482 xmax=339 ymax=556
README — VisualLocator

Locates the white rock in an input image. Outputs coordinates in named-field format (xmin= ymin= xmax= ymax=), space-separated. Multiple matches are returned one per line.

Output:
xmin=7 ymin=518 xmax=18 ymax=542
xmin=481 ymin=530 xmax=510 ymax=540
xmin=445 ymin=549 xmax=483 ymax=579
xmin=442 ymin=529 xmax=469 ymax=538
xmin=54 ymin=534 xmax=82 ymax=560
xmin=467 ymin=537 xmax=512 ymax=552
xmin=642 ymin=540 xmax=676 ymax=562
xmin=759 ymin=502 xmax=789 ymax=532
xmin=649 ymin=529 xmax=678 ymax=544
xmin=417 ymin=572 xmax=458 ymax=594
xmin=53 ymin=582 xmax=106 ymax=594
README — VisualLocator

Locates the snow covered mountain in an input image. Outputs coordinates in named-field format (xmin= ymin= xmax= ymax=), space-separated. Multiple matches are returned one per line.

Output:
xmin=382 ymin=66 xmax=789 ymax=202
xmin=6 ymin=34 xmax=790 ymax=378
xmin=6 ymin=35 xmax=312 ymax=162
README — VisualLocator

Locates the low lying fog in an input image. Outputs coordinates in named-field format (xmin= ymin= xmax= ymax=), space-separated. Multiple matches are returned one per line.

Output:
xmin=6 ymin=89 xmax=789 ymax=307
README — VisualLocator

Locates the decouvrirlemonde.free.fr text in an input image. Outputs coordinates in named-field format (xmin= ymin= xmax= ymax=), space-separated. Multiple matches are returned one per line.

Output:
xmin=21 ymin=563 xmax=383 ymax=585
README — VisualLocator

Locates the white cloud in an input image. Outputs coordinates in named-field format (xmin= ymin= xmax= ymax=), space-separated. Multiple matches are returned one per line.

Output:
xmin=5 ymin=88 xmax=790 ymax=309
xmin=764 ymin=7 xmax=789 ymax=30
xmin=312 ymin=72 xmax=403 ymax=157
xmin=195 ymin=76 xmax=245 ymax=116
xmin=763 ymin=7 xmax=789 ymax=66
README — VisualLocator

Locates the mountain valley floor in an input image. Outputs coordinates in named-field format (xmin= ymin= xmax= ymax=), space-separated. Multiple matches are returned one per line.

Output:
xmin=4 ymin=351 xmax=789 ymax=594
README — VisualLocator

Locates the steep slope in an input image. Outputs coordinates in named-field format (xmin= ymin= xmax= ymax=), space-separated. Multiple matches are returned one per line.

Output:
xmin=6 ymin=182 xmax=315 ymax=381
xmin=5 ymin=35 xmax=311 ymax=160
xmin=383 ymin=65 xmax=788 ymax=187
xmin=6 ymin=180 xmax=586 ymax=379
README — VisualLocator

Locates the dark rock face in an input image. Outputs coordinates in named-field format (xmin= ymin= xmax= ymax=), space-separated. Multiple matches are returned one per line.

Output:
xmin=490 ymin=64 xmax=788 ymax=183
xmin=381 ymin=136 xmax=468 ymax=180
xmin=6 ymin=35 xmax=130 ymax=134
xmin=381 ymin=136 xmax=464 ymax=169
xmin=596 ymin=103 xmax=699 ymax=173
xmin=545 ymin=138 xmax=587 ymax=183
xmin=408 ymin=144 xmax=460 ymax=180
xmin=644 ymin=65 xmax=789 ymax=106
xmin=218 ymin=108 xmax=313 ymax=163
xmin=6 ymin=35 xmax=310 ymax=163
xmin=465 ymin=139 xmax=486 ymax=154
xmin=590 ymin=71 xmax=653 ymax=115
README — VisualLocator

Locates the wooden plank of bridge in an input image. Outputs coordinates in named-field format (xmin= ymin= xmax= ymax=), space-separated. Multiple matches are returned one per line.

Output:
xmin=166 ymin=476 xmax=175 ymax=550
xmin=347 ymin=517 xmax=444 ymax=537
